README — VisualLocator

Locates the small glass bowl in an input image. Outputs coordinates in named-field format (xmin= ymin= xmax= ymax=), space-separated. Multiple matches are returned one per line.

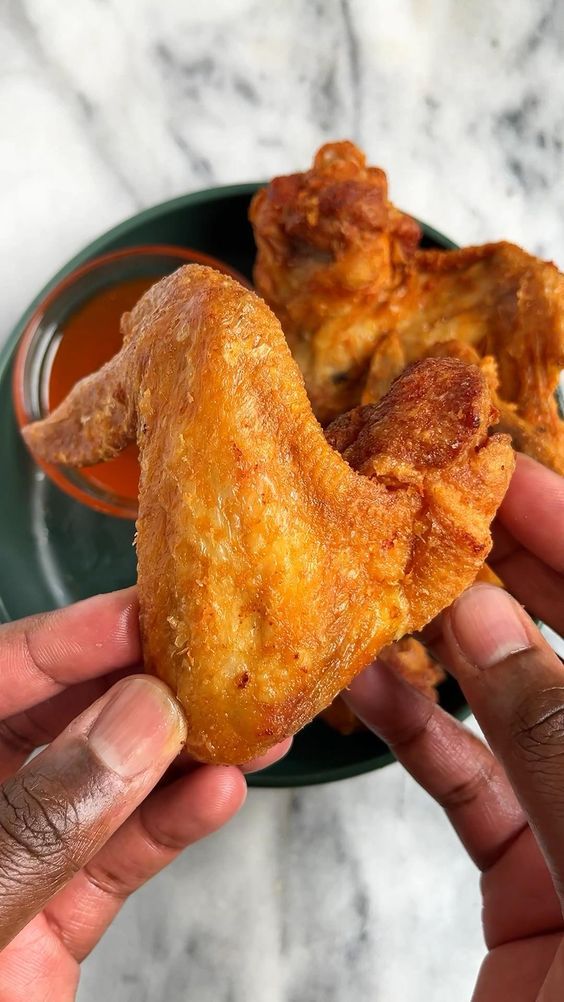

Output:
xmin=13 ymin=245 xmax=248 ymax=519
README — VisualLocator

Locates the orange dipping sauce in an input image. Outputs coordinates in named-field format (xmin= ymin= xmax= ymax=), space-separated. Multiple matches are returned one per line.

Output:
xmin=14 ymin=245 xmax=249 ymax=519
xmin=48 ymin=277 xmax=156 ymax=501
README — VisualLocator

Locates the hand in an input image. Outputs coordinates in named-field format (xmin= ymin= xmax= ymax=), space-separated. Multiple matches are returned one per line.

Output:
xmin=0 ymin=589 xmax=289 ymax=1002
xmin=345 ymin=454 xmax=564 ymax=1002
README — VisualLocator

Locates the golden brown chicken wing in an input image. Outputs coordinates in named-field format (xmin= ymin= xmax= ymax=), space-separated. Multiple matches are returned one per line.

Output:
xmin=361 ymin=244 xmax=564 ymax=473
xmin=252 ymin=143 xmax=564 ymax=473
xmin=23 ymin=266 xmax=513 ymax=764
xmin=318 ymin=696 xmax=364 ymax=735
xmin=379 ymin=636 xmax=446 ymax=696
xmin=250 ymin=140 xmax=421 ymax=423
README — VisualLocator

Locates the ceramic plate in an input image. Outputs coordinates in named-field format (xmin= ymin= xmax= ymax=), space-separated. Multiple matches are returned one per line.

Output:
xmin=0 ymin=183 xmax=468 ymax=786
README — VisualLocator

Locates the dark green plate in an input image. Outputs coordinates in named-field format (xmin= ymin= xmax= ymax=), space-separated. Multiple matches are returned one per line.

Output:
xmin=0 ymin=183 xmax=468 ymax=786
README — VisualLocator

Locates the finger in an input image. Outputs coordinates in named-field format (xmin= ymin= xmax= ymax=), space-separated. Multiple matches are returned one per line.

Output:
xmin=481 ymin=826 xmax=563 ymax=948
xmin=0 ymin=669 xmax=130 ymax=781
xmin=472 ymin=933 xmax=562 ymax=1002
xmin=0 ymin=588 xmax=140 ymax=719
xmin=491 ymin=545 xmax=564 ymax=637
xmin=0 ymin=674 xmax=185 ymax=949
xmin=490 ymin=520 xmax=564 ymax=635
xmin=0 ymin=913 xmax=79 ymax=1002
xmin=498 ymin=453 xmax=564 ymax=573
xmin=44 ymin=765 xmax=246 ymax=960
xmin=150 ymin=736 xmax=293 ymax=796
xmin=444 ymin=583 xmax=564 ymax=902
xmin=490 ymin=520 xmax=518 ymax=565
xmin=240 ymin=738 xmax=293 ymax=773
xmin=537 ymin=938 xmax=564 ymax=1001
xmin=344 ymin=662 xmax=525 ymax=870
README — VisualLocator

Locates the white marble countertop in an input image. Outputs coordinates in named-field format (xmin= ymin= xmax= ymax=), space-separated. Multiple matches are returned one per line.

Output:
xmin=1 ymin=1 xmax=563 ymax=999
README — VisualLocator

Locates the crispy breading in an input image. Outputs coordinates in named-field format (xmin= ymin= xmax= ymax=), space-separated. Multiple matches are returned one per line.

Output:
xmin=318 ymin=696 xmax=363 ymax=735
xmin=23 ymin=266 xmax=513 ymax=764
xmin=379 ymin=636 xmax=446 ymax=697
xmin=250 ymin=141 xmax=421 ymax=424
xmin=361 ymin=245 xmax=564 ymax=473
xmin=251 ymin=143 xmax=564 ymax=472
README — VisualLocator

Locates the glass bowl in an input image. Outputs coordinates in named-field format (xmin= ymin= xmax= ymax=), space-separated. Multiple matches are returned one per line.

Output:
xmin=12 ymin=245 xmax=248 ymax=519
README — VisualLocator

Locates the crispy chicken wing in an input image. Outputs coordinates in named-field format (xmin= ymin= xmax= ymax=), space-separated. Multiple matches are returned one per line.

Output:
xmin=250 ymin=141 xmax=421 ymax=424
xmin=378 ymin=636 xmax=446 ymax=697
xmin=319 ymin=696 xmax=364 ymax=735
xmin=23 ymin=266 xmax=513 ymax=764
xmin=251 ymin=143 xmax=564 ymax=472
xmin=361 ymin=245 xmax=564 ymax=473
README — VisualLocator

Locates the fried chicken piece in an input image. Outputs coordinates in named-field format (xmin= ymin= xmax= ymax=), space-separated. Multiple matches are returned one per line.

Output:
xmin=22 ymin=266 xmax=513 ymax=764
xmin=475 ymin=562 xmax=504 ymax=587
xmin=252 ymin=144 xmax=564 ymax=472
xmin=319 ymin=696 xmax=363 ymax=735
xmin=364 ymin=338 xmax=506 ymax=465
xmin=250 ymin=140 xmax=421 ymax=424
xmin=379 ymin=636 xmax=446 ymax=696
xmin=361 ymin=245 xmax=564 ymax=473
xmin=320 ymin=636 xmax=445 ymax=735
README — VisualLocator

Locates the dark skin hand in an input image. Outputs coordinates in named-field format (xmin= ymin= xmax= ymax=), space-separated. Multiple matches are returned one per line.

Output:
xmin=346 ymin=454 xmax=564 ymax=1001
xmin=0 ymin=591 xmax=289 ymax=1002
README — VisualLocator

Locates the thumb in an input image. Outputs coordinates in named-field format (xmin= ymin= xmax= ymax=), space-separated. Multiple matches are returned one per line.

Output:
xmin=442 ymin=583 xmax=564 ymax=899
xmin=0 ymin=675 xmax=186 ymax=948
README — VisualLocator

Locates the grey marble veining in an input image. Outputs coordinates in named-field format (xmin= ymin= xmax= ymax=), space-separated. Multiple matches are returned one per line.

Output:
xmin=1 ymin=1 xmax=563 ymax=1000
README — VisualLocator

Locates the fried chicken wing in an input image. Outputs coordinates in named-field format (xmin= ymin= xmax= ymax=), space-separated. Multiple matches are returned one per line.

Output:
xmin=23 ymin=266 xmax=513 ymax=764
xmin=252 ymin=143 xmax=564 ymax=472
xmin=361 ymin=244 xmax=564 ymax=473
xmin=379 ymin=636 xmax=446 ymax=696
xmin=250 ymin=141 xmax=421 ymax=423
xmin=318 ymin=696 xmax=363 ymax=735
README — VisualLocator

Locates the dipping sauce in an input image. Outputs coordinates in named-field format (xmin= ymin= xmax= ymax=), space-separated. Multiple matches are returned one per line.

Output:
xmin=48 ymin=277 xmax=155 ymax=501
xmin=14 ymin=244 xmax=249 ymax=518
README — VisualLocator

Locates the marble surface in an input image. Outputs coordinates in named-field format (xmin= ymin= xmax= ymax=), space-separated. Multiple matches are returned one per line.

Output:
xmin=1 ymin=0 xmax=563 ymax=999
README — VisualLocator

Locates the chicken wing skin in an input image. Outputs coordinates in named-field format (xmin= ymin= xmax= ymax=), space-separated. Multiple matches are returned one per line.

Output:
xmin=23 ymin=266 xmax=513 ymax=764
xmin=361 ymin=244 xmax=564 ymax=473
xmin=250 ymin=141 xmax=421 ymax=424
xmin=252 ymin=143 xmax=564 ymax=473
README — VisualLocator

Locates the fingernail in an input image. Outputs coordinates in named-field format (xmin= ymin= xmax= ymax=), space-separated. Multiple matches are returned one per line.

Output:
xmin=450 ymin=585 xmax=531 ymax=670
xmin=89 ymin=678 xmax=186 ymax=778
